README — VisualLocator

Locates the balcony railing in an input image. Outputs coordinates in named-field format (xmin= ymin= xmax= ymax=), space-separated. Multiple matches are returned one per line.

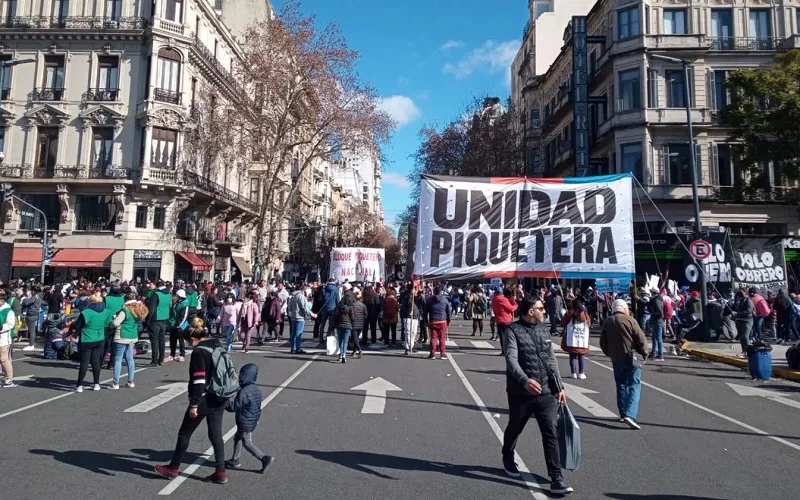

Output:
xmin=0 ymin=164 xmax=26 ymax=178
xmin=0 ymin=16 xmax=148 ymax=30
xmin=138 ymin=167 xmax=260 ymax=213
xmin=708 ymin=36 xmax=783 ymax=52
xmin=192 ymin=36 xmax=235 ymax=82
xmin=29 ymin=87 xmax=65 ymax=102
xmin=153 ymin=88 xmax=182 ymax=105
xmin=89 ymin=165 xmax=134 ymax=179
xmin=83 ymin=88 xmax=119 ymax=102
xmin=76 ymin=217 xmax=115 ymax=232
xmin=2 ymin=164 xmax=134 ymax=180
xmin=157 ymin=18 xmax=185 ymax=35
xmin=714 ymin=186 xmax=800 ymax=204
xmin=34 ymin=165 xmax=80 ymax=179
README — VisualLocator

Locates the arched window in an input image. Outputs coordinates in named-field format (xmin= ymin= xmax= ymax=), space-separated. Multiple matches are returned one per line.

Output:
xmin=157 ymin=48 xmax=181 ymax=93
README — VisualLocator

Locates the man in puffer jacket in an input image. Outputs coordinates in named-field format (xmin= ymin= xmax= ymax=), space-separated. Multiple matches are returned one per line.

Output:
xmin=316 ymin=279 xmax=340 ymax=345
xmin=225 ymin=363 xmax=273 ymax=473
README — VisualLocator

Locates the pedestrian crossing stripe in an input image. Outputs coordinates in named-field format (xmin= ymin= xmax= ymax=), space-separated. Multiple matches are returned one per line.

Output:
xmin=470 ymin=340 xmax=495 ymax=349
xmin=446 ymin=340 xmax=459 ymax=348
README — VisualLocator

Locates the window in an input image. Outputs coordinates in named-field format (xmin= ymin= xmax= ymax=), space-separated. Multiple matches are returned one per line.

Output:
xmin=43 ymin=55 xmax=65 ymax=99
xmin=250 ymin=177 xmax=261 ymax=203
xmin=665 ymin=70 xmax=687 ymax=107
xmin=0 ymin=127 xmax=4 ymax=154
xmin=797 ymin=8 xmax=800 ymax=35
xmin=663 ymin=9 xmax=686 ymax=35
xmin=618 ymin=6 xmax=640 ymax=40
xmin=105 ymin=0 xmax=122 ymax=21
xmin=75 ymin=195 xmax=116 ymax=231
xmin=711 ymin=9 xmax=733 ymax=49
xmin=36 ymin=127 xmax=59 ymax=174
xmin=291 ymin=155 xmax=299 ymax=182
xmin=362 ymin=184 xmax=369 ymax=201
xmin=176 ymin=208 xmax=194 ymax=238
xmin=165 ymin=0 xmax=183 ymax=23
xmin=712 ymin=144 xmax=739 ymax=187
xmin=135 ymin=206 xmax=148 ymax=228
xmin=153 ymin=206 xmax=166 ymax=230
xmin=151 ymin=127 xmax=178 ymax=168
xmin=663 ymin=143 xmax=700 ymax=185
xmin=618 ymin=68 xmax=641 ymax=111
xmin=0 ymin=54 xmax=11 ymax=100
xmin=644 ymin=5 xmax=650 ymax=35
xmin=97 ymin=56 xmax=119 ymax=95
xmin=710 ymin=70 xmax=729 ymax=110
xmin=18 ymin=195 xmax=60 ymax=230
xmin=156 ymin=48 xmax=181 ymax=102
xmin=749 ymin=9 xmax=771 ymax=38
xmin=92 ymin=128 xmax=114 ymax=172
xmin=646 ymin=69 xmax=658 ymax=108
xmin=51 ymin=0 xmax=68 ymax=26
xmin=621 ymin=142 xmax=644 ymax=183
xmin=4 ymin=0 xmax=17 ymax=19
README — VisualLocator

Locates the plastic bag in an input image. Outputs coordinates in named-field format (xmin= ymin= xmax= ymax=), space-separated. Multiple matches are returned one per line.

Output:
xmin=557 ymin=404 xmax=581 ymax=470
xmin=326 ymin=334 xmax=340 ymax=356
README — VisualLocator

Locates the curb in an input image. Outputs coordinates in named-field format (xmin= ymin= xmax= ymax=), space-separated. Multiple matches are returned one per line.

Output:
xmin=682 ymin=341 xmax=800 ymax=382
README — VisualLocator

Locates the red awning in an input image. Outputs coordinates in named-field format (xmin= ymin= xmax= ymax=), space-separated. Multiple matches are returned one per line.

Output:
xmin=176 ymin=251 xmax=212 ymax=272
xmin=12 ymin=247 xmax=44 ymax=268
xmin=50 ymin=249 xmax=115 ymax=268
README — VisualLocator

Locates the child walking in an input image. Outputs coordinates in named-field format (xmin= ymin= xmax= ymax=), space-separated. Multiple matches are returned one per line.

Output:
xmin=225 ymin=363 xmax=274 ymax=472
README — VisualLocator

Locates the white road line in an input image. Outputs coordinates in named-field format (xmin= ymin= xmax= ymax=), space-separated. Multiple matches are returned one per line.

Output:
xmin=470 ymin=340 xmax=495 ymax=349
xmin=0 ymin=367 xmax=147 ymax=421
xmin=447 ymin=355 xmax=550 ymax=499
xmin=446 ymin=340 xmax=459 ymax=348
xmin=158 ymin=354 xmax=320 ymax=496
xmin=587 ymin=358 xmax=800 ymax=453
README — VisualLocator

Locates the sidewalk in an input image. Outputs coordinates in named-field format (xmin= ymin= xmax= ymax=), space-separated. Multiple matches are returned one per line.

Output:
xmin=682 ymin=340 xmax=800 ymax=382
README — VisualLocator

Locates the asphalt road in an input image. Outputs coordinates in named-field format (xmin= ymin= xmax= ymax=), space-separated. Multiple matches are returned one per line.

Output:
xmin=1 ymin=318 xmax=799 ymax=499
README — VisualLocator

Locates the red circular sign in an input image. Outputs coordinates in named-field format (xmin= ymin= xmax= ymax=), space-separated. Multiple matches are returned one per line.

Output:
xmin=689 ymin=239 xmax=712 ymax=260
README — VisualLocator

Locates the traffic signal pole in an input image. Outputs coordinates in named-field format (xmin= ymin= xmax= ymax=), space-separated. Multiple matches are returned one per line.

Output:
xmin=10 ymin=193 xmax=49 ymax=283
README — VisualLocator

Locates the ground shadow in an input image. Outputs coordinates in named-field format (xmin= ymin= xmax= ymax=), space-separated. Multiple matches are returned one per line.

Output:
xmin=295 ymin=449 xmax=544 ymax=490
xmin=18 ymin=375 xmax=76 ymax=391
xmin=21 ymin=360 xmax=78 ymax=369
xmin=605 ymin=494 xmax=730 ymax=500
xmin=30 ymin=449 xmax=182 ymax=479
xmin=467 ymin=369 xmax=506 ymax=376
xmin=576 ymin=416 xmax=800 ymax=441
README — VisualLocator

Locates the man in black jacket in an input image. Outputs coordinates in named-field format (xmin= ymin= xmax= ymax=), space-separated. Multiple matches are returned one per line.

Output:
xmin=502 ymin=295 xmax=572 ymax=495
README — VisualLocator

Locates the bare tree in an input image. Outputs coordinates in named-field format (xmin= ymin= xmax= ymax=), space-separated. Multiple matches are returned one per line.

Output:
xmin=231 ymin=1 xmax=394 ymax=272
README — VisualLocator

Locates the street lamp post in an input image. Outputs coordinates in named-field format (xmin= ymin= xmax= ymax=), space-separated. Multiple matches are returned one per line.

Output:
xmin=650 ymin=53 xmax=710 ymax=340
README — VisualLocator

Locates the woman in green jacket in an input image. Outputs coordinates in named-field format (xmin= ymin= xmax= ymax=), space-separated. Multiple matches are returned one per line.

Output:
xmin=110 ymin=295 xmax=148 ymax=390
xmin=72 ymin=293 xmax=112 ymax=392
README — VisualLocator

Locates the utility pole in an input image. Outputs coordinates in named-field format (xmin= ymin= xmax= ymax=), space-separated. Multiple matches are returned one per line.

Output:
xmin=3 ymin=184 xmax=50 ymax=283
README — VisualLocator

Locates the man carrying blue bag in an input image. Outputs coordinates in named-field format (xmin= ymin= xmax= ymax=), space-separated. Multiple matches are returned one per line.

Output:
xmin=501 ymin=295 xmax=574 ymax=495
xmin=557 ymin=404 xmax=581 ymax=471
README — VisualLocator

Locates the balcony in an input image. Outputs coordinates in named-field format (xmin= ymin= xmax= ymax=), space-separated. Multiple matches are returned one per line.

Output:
xmin=83 ymin=88 xmax=119 ymax=102
xmin=645 ymin=108 xmax=715 ymax=126
xmin=156 ymin=19 xmax=185 ymax=36
xmin=643 ymin=34 xmax=709 ymax=51
xmin=708 ymin=37 xmax=783 ymax=52
xmin=76 ymin=217 xmax=115 ymax=232
xmin=190 ymin=36 xmax=245 ymax=95
xmin=153 ymin=88 xmax=182 ymax=105
xmin=29 ymin=87 xmax=65 ymax=102
xmin=138 ymin=166 xmax=260 ymax=214
xmin=0 ymin=16 xmax=148 ymax=31
xmin=714 ymin=186 xmax=800 ymax=204
xmin=0 ymin=164 xmax=135 ymax=180
xmin=216 ymin=225 xmax=244 ymax=246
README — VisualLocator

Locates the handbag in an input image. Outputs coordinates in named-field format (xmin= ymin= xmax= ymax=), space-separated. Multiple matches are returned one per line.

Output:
xmin=557 ymin=404 xmax=581 ymax=470
xmin=326 ymin=334 xmax=340 ymax=356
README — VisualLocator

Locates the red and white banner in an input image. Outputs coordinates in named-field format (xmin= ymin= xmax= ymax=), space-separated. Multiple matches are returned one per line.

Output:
xmin=329 ymin=247 xmax=385 ymax=283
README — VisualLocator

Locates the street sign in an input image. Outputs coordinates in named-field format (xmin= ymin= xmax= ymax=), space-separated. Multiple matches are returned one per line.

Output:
xmin=688 ymin=239 xmax=712 ymax=261
xmin=350 ymin=377 xmax=401 ymax=414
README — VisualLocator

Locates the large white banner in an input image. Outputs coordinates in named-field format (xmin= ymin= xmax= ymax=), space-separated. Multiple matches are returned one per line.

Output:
xmin=329 ymin=247 xmax=386 ymax=283
xmin=412 ymin=174 xmax=635 ymax=281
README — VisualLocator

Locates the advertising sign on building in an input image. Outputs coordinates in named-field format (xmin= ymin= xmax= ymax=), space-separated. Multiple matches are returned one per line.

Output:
xmin=329 ymin=247 xmax=385 ymax=283
xmin=412 ymin=174 xmax=635 ymax=281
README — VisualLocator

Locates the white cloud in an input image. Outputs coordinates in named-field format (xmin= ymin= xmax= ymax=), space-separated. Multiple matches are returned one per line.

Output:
xmin=382 ymin=172 xmax=410 ymax=188
xmin=440 ymin=40 xmax=464 ymax=51
xmin=377 ymin=95 xmax=422 ymax=127
xmin=442 ymin=39 xmax=520 ymax=80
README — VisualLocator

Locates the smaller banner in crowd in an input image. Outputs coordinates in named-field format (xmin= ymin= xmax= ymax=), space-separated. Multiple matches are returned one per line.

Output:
xmin=329 ymin=247 xmax=385 ymax=283
xmin=595 ymin=278 xmax=629 ymax=294
xmin=730 ymin=239 xmax=787 ymax=295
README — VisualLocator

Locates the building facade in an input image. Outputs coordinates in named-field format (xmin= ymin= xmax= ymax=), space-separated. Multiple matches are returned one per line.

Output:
xmin=331 ymin=146 xmax=383 ymax=221
xmin=0 ymin=0 xmax=272 ymax=283
xmin=514 ymin=0 xmax=800 ymax=240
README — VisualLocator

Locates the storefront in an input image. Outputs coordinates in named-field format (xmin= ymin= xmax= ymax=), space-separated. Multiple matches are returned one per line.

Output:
xmin=133 ymin=250 xmax=162 ymax=282
xmin=174 ymin=251 xmax=212 ymax=282
xmin=10 ymin=246 xmax=44 ymax=281
xmin=49 ymin=248 xmax=115 ymax=282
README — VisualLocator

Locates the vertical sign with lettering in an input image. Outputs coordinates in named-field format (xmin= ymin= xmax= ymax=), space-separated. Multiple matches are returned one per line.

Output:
xmin=572 ymin=16 xmax=589 ymax=177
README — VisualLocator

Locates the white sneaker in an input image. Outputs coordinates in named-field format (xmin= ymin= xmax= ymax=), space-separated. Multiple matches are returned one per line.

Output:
xmin=578 ymin=373 xmax=587 ymax=380
xmin=93 ymin=384 xmax=101 ymax=391
xmin=75 ymin=386 xmax=83 ymax=393
xmin=22 ymin=345 xmax=36 ymax=351
xmin=126 ymin=381 xmax=135 ymax=388
xmin=571 ymin=373 xmax=578 ymax=379
xmin=110 ymin=383 xmax=119 ymax=390
xmin=623 ymin=417 xmax=641 ymax=430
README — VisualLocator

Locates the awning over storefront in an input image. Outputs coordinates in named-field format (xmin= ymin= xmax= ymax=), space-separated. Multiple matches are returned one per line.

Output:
xmin=12 ymin=247 xmax=43 ymax=268
xmin=50 ymin=249 xmax=115 ymax=268
xmin=231 ymin=256 xmax=253 ymax=277
xmin=176 ymin=251 xmax=212 ymax=272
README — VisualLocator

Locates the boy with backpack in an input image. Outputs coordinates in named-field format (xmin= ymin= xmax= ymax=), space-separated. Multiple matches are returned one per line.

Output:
xmin=225 ymin=363 xmax=274 ymax=473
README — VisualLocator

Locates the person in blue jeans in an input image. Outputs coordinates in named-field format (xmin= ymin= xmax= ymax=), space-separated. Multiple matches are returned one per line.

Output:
xmin=648 ymin=289 xmax=665 ymax=361
xmin=286 ymin=284 xmax=314 ymax=354
xmin=333 ymin=293 xmax=356 ymax=363
xmin=600 ymin=299 xmax=649 ymax=430
xmin=110 ymin=296 xmax=148 ymax=389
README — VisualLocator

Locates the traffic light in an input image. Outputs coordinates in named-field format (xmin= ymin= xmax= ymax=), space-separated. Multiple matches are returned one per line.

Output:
xmin=337 ymin=220 xmax=343 ymax=234
xmin=44 ymin=239 xmax=56 ymax=262
xmin=2 ymin=183 xmax=13 ymax=203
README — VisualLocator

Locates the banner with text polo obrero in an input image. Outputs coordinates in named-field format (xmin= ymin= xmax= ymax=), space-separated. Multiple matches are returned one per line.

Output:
xmin=412 ymin=173 xmax=635 ymax=281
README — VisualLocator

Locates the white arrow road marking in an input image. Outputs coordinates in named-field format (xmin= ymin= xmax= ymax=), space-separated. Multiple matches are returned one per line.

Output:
xmin=124 ymin=383 xmax=187 ymax=413
xmin=726 ymin=383 xmax=800 ymax=410
xmin=13 ymin=374 xmax=35 ymax=382
xmin=350 ymin=377 xmax=402 ymax=414
xmin=562 ymin=383 xmax=617 ymax=418
xmin=469 ymin=340 xmax=495 ymax=349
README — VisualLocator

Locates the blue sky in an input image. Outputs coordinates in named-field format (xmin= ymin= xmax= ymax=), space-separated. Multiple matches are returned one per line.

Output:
xmin=271 ymin=0 xmax=527 ymax=231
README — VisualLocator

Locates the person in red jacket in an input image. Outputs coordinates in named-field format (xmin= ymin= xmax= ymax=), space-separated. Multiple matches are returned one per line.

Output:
xmin=491 ymin=287 xmax=518 ymax=354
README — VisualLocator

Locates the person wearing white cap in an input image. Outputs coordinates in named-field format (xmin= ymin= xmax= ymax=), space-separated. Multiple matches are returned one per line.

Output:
xmin=599 ymin=299 xmax=648 ymax=430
